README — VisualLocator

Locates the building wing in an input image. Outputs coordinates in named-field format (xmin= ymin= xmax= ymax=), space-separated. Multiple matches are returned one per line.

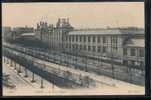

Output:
xmin=68 ymin=29 xmax=121 ymax=35
xmin=125 ymin=39 xmax=144 ymax=48
xmin=68 ymin=28 xmax=144 ymax=36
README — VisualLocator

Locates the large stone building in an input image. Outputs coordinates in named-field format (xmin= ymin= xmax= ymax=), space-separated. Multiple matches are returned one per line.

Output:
xmin=36 ymin=18 xmax=73 ymax=50
xmin=36 ymin=18 xmax=144 ymax=69
xmin=65 ymin=28 xmax=144 ymax=67
xmin=11 ymin=26 xmax=34 ymax=40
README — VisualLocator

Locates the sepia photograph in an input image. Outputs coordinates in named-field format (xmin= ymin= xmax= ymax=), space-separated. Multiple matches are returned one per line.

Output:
xmin=2 ymin=2 xmax=145 ymax=96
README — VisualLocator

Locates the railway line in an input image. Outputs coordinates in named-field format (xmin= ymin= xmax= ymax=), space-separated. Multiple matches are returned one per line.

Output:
xmin=3 ymin=42 xmax=145 ymax=86
xmin=3 ymin=46 xmax=97 ymax=88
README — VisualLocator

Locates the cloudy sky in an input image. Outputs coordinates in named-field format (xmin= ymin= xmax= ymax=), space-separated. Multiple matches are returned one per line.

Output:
xmin=2 ymin=2 xmax=144 ymax=29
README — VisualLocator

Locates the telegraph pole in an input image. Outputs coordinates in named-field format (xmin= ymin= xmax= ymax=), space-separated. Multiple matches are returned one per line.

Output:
xmin=40 ymin=64 xmax=45 ymax=88
xmin=24 ymin=68 xmax=28 ymax=77
xmin=4 ymin=56 xmax=6 ymax=63
xmin=14 ymin=61 xmax=16 ymax=70
xmin=31 ymin=60 xmax=35 ymax=83
xmin=10 ymin=59 xmax=13 ymax=67
xmin=31 ymin=72 xmax=35 ymax=83
xmin=111 ymin=37 xmax=115 ymax=80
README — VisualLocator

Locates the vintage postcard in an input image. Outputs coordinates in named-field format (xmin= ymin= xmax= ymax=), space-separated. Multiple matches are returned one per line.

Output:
xmin=2 ymin=2 xmax=145 ymax=96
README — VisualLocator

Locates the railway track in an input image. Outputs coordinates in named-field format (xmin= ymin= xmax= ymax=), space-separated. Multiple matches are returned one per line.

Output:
xmin=3 ymin=43 xmax=145 ymax=86
xmin=3 ymin=47 xmax=97 ymax=88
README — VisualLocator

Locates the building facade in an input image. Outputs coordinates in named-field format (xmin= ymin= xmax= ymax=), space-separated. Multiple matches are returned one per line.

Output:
xmin=64 ymin=28 xmax=144 ymax=67
xmin=36 ymin=18 xmax=144 ymax=69
xmin=36 ymin=18 xmax=73 ymax=50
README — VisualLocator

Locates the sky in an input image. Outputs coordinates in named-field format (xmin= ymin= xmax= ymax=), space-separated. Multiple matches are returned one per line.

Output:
xmin=2 ymin=2 xmax=144 ymax=29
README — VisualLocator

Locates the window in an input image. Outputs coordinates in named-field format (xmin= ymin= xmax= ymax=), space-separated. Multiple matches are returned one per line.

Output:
xmin=74 ymin=44 xmax=76 ymax=49
xmin=74 ymin=36 xmax=76 ymax=42
xmin=69 ymin=44 xmax=71 ymax=49
xmin=123 ymin=60 xmax=128 ymax=65
xmin=103 ymin=46 xmax=106 ymax=53
xmin=84 ymin=36 xmax=86 ymax=42
xmin=75 ymin=44 xmax=78 ymax=49
xmin=76 ymin=35 xmax=78 ymax=42
xmin=140 ymin=61 xmax=144 ymax=67
xmin=72 ymin=45 xmax=74 ymax=49
xmin=131 ymin=48 xmax=136 ymax=56
xmin=97 ymin=36 xmax=100 ymax=43
xmin=97 ymin=46 xmax=101 ymax=52
xmin=131 ymin=61 xmax=135 ymax=66
xmin=80 ymin=36 xmax=82 ymax=42
xmin=72 ymin=36 xmax=74 ymax=42
xmin=88 ymin=46 xmax=91 ymax=51
xmin=111 ymin=36 xmax=118 ymax=44
xmin=80 ymin=45 xmax=82 ymax=50
xmin=103 ymin=36 xmax=106 ymax=43
xmin=93 ymin=46 xmax=96 ymax=52
xmin=84 ymin=45 xmax=86 ymax=50
xmin=139 ymin=48 xmax=144 ymax=57
xmin=69 ymin=36 xmax=71 ymax=42
xmin=88 ymin=36 xmax=91 ymax=42
xmin=93 ymin=36 xmax=96 ymax=43
xmin=67 ymin=44 xmax=69 ymax=48
xmin=112 ymin=47 xmax=118 ymax=52
xmin=66 ymin=44 xmax=68 ymax=48
xmin=123 ymin=48 xmax=127 ymax=55
xmin=77 ymin=45 xmax=79 ymax=50
xmin=63 ymin=37 xmax=66 ymax=41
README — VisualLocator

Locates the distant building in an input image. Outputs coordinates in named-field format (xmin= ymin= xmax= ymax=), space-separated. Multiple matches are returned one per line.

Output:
xmin=13 ymin=26 xmax=34 ymax=33
xmin=2 ymin=26 xmax=12 ymax=41
xmin=11 ymin=26 xmax=34 ymax=40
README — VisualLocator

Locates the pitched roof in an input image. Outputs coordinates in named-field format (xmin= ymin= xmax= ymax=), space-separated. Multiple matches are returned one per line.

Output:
xmin=68 ymin=29 xmax=144 ymax=35
xmin=21 ymin=32 xmax=36 ymax=36
xmin=119 ymin=29 xmax=144 ymax=35
xmin=69 ymin=29 xmax=120 ymax=35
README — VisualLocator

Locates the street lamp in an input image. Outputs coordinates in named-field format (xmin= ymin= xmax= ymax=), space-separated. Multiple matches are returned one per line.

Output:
xmin=40 ymin=64 xmax=45 ymax=88
xmin=31 ymin=59 xmax=36 ymax=83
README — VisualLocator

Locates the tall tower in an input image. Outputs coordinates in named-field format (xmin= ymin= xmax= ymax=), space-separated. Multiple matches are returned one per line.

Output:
xmin=54 ymin=18 xmax=74 ymax=51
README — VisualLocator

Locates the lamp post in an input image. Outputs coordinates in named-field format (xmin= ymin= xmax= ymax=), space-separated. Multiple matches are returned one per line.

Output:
xmin=7 ymin=57 xmax=9 ymax=64
xmin=24 ymin=68 xmax=28 ymax=77
xmin=111 ymin=53 xmax=115 ymax=79
xmin=18 ymin=64 xmax=22 ymax=74
xmin=40 ymin=64 xmax=45 ymax=88
xmin=82 ymin=50 xmax=87 ymax=72
xmin=111 ymin=38 xmax=115 ymax=79
xmin=75 ymin=44 xmax=78 ymax=69
xmin=4 ymin=56 xmax=5 ymax=63
xmin=31 ymin=60 xmax=35 ymax=83
xmin=31 ymin=72 xmax=35 ymax=83
xmin=10 ymin=59 xmax=13 ymax=67
xmin=14 ymin=61 xmax=16 ymax=70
